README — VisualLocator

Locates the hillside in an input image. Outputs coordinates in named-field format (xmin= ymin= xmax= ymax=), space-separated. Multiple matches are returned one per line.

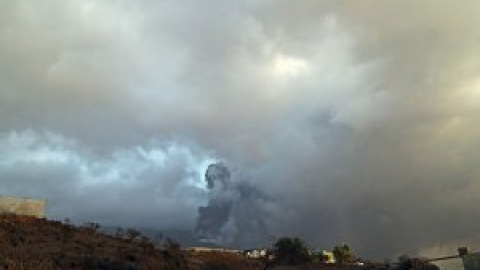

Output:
xmin=0 ymin=214 xmax=189 ymax=269
xmin=0 ymin=214 xmax=269 ymax=270
xmin=1 ymin=214 xmax=428 ymax=270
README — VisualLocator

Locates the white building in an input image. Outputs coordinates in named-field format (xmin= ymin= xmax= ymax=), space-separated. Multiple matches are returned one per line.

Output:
xmin=244 ymin=249 xmax=267 ymax=258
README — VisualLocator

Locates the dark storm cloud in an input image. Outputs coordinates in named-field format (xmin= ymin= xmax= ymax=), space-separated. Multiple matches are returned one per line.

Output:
xmin=0 ymin=130 xmax=210 ymax=229
xmin=1 ymin=0 xmax=480 ymax=259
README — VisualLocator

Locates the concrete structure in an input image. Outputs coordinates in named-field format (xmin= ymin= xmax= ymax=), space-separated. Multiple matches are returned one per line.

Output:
xmin=0 ymin=196 xmax=47 ymax=218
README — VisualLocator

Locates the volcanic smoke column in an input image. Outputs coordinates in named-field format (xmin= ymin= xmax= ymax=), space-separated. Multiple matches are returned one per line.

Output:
xmin=195 ymin=163 xmax=234 ymax=242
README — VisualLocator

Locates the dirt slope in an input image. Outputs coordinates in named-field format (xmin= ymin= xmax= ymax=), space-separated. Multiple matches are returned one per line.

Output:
xmin=0 ymin=214 xmax=266 ymax=270
xmin=0 ymin=214 xmax=187 ymax=270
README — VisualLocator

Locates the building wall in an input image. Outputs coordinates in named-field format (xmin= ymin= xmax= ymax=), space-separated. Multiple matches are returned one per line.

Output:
xmin=0 ymin=196 xmax=47 ymax=218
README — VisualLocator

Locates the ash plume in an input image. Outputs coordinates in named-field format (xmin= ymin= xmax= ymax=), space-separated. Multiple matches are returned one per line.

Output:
xmin=195 ymin=163 xmax=273 ymax=246
xmin=205 ymin=162 xmax=231 ymax=190
xmin=195 ymin=163 xmax=234 ymax=241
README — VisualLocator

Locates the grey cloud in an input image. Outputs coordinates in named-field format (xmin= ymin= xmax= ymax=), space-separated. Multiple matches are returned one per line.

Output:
xmin=1 ymin=0 xmax=480 ymax=259
xmin=0 ymin=130 xmax=211 ymax=229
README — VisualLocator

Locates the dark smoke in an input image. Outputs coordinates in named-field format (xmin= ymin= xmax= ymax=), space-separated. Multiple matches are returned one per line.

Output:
xmin=195 ymin=163 xmax=233 ymax=241
xmin=195 ymin=163 xmax=274 ymax=247
xmin=205 ymin=162 xmax=231 ymax=190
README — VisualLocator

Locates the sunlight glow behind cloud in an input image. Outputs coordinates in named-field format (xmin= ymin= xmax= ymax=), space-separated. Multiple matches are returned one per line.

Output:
xmin=270 ymin=54 xmax=308 ymax=77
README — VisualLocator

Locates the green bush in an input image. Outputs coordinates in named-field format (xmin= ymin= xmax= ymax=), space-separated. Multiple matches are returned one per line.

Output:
xmin=274 ymin=237 xmax=311 ymax=265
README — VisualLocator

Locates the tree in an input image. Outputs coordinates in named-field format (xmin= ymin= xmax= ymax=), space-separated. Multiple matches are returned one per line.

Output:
xmin=274 ymin=237 xmax=311 ymax=265
xmin=333 ymin=244 xmax=355 ymax=264
xmin=311 ymin=251 xmax=331 ymax=264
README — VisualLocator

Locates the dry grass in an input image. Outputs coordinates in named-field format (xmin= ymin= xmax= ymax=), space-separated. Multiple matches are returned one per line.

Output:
xmin=0 ymin=214 xmax=267 ymax=270
xmin=3 ymin=214 xmax=373 ymax=270
xmin=0 ymin=214 xmax=185 ymax=269
xmin=189 ymin=251 xmax=265 ymax=270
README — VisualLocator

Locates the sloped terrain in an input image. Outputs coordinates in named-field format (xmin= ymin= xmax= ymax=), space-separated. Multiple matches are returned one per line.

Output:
xmin=0 ymin=214 xmax=187 ymax=270
xmin=0 ymin=214 xmax=404 ymax=270
xmin=0 ymin=214 xmax=265 ymax=270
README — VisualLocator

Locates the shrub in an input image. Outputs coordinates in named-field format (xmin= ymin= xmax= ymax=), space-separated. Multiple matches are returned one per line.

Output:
xmin=274 ymin=237 xmax=311 ymax=265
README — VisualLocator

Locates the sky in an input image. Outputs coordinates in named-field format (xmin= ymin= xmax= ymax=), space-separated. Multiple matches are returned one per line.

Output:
xmin=1 ymin=0 xmax=480 ymax=260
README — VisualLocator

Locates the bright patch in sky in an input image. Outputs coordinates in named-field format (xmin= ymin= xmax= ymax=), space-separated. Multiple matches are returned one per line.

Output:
xmin=466 ymin=78 xmax=480 ymax=104
xmin=187 ymin=158 xmax=221 ymax=191
xmin=270 ymin=54 xmax=308 ymax=77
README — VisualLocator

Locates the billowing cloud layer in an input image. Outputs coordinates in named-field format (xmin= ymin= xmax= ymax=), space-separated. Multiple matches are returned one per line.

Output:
xmin=0 ymin=130 xmax=212 ymax=229
xmin=1 ymin=0 xmax=480 ymax=259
